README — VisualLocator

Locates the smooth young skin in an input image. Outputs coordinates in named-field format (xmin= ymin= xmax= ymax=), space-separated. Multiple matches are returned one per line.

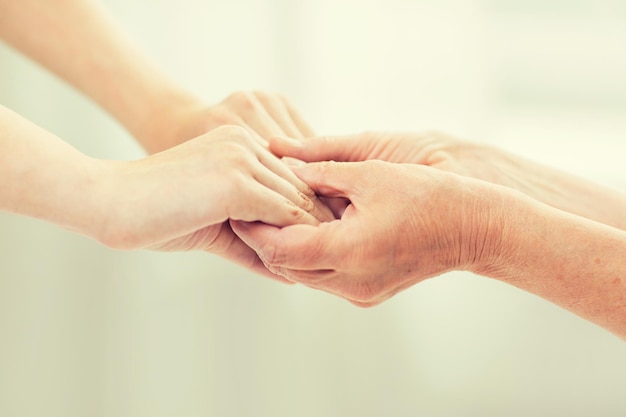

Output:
xmin=0 ymin=0 xmax=314 ymax=153
xmin=0 ymin=0 xmax=332 ymax=276
xmin=270 ymin=131 xmax=626 ymax=230
xmin=232 ymin=161 xmax=626 ymax=339
xmin=0 ymin=105 xmax=329 ymax=279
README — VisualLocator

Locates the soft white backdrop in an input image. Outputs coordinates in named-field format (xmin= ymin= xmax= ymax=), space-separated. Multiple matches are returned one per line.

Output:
xmin=1 ymin=0 xmax=626 ymax=416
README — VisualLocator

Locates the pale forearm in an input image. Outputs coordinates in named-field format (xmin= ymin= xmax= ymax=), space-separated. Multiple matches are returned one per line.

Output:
xmin=0 ymin=105 xmax=107 ymax=238
xmin=480 ymin=193 xmax=626 ymax=340
xmin=489 ymin=146 xmax=626 ymax=231
xmin=0 ymin=0 xmax=199 ymax=152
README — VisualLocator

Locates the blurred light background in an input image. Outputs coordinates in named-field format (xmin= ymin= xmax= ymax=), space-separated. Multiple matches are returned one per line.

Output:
xmin=1 ymin=0 xmax=626 ymax=416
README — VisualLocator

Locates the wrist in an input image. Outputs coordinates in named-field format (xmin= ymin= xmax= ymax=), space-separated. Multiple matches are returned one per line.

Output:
xmin=17 ymin=153 xmax=121 ymax=245
xmin=470 ymin=185 xmax=626 ymax=338
xmin=128 ymin=89 xmax=205 ymax=154
xmin=468 ymin=186 xmax=551 ymax=284
xmin=84 ymin=158 xmax=149 ymax=250
xmin=462 ymin=184 xmax=530 ymax=277
xmin=63 ymin=157 xmax=122 ymax=245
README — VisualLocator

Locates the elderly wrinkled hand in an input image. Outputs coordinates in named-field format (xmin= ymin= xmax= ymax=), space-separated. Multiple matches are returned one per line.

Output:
xmin=231 ymin=160 xmax=508 ymax=305
xmin=269 ymin=131 xmax=626 ymax=231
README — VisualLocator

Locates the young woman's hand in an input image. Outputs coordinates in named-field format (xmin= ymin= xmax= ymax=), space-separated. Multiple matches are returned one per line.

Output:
xmin=136 ymin=91 xmax=315 ymax=154
xmin=96 ymin=125 xmax=332 ymax=278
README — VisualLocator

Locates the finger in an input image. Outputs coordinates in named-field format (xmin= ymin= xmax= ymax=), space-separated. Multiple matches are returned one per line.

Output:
xmin=232 ymin=181 xmax=321 ymax=227
xmin=269 ymin=134 xmax=372 ymax=162
xmin=247 ymin=165 xmax=322 ymax=225
xmin=281 ymin=96 xmax=315 ymax=137
xmin=253 ymin=91 xmax=305 ymax=139
xmin=248 ymin=129 xmax=270 ymax=148
xmin=227 ymin=93 xmax=287 ymax=140
xmin=255 ymin=147 xmax=335 ymax=222
xmin=208 ymin=222 xmax=294 ymax=283
xmin=239 ymin=122 xmax=270 ymax=148
xmin=320 ymin=197 xmax=350 ymax=219
xmin=231 ymin=220 xmax=338 ymax=270
xmin=208 ymin=111 xmax=268 ymax=148
xmin=290 ymin=161 xmax=362 ymax=200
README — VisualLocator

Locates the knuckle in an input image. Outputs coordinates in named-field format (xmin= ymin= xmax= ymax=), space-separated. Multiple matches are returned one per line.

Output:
xmin=297 ymin=191 xmax=315 ymax=212
xmin=217 ymin=125 xmax=253 ymax=146
xmin=207 ymin=107 xmax=240 ymax=126
xmin=227 ymin=91 xmax=257 ymax=110
xmin=213 ymin=148 xmax=255 ymax=181
xmin=213 ymin=124 xmax=249 ymax=139
xmin=297 ymin=178 xmax=317 ymax=197
xmin=209 ymin=133 xmax=256 ymax=163
xmin=286 ymin=201 xmax=308 ymax=222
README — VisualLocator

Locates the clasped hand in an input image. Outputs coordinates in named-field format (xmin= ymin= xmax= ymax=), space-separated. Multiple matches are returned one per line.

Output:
xmin=231 ymin=130 xmax=616 ymax=305
xmin=93 ymin=125 xmax=333 ymax=281
xmin=232 ymin=158 xmax=508 ymax=306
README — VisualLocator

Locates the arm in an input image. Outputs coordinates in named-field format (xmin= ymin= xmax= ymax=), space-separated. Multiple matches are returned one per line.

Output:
xmin=269 ymin=132 xmax=626 ymax=231
xmin=232 ymin=161 xmax=626 ymax=340
xmin=0 ymin=0 xmax=191 ymax=151
xmin=0 ymin=105 xmax=328 ymax=279
xmin=0 ymin=0 xmax=314 ymax=153
xmin=0 ymin=105 xmax=103 ymax=236
xmin=483 ymin=195 xmax=626 ymax=338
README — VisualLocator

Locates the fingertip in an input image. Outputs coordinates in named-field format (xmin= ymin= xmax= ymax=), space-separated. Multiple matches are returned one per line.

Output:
xmin=230 ymin=219 xmax=263 ymax=235
xmin=229 ymin=219 xmax=264 ymax=241
xmin=230 ymin=219 xmax=290 ymax=248
xmin=290 ymin=161 xmax=354 ymax=200
xmin=289 ymin=160 xmax=329 ymax=181
xmin=228 ymin=219 xmax=248 ymax=231
xmin=269 ymin=136 xmax=303 ymax=157
xmin=281 ymin=156 xmax=306 ymax=168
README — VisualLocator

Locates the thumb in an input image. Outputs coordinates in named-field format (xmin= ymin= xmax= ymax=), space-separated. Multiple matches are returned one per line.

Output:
xmin=291 ymin=161 xmax=362 ymax=199
xmin=270 ymin=134 xmax=371 ymax=162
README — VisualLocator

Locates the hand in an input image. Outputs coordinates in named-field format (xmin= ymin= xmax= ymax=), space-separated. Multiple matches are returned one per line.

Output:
xmin=270 ymin=130 xmax=547 ymax=186
xmin=0 ymin=0 xmax=315 ymax=153
xmin=269 ymin=131 xmax=626 ymax=230
xmin=231 ymin=160 xmax=507 ymax=305
xmin=138 ymin=91 xmax=315 ymax=154
xmin=96 ymin=125 xmax=333 ymax=280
